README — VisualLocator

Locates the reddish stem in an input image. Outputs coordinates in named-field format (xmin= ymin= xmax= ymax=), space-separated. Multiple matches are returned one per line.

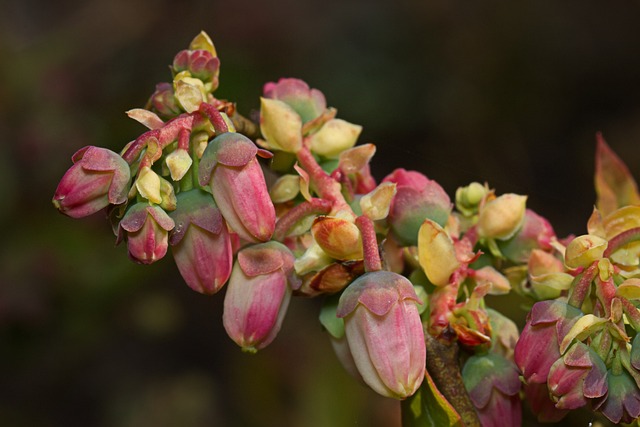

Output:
xmin=621 ymin=297 xmax=640 ymax=331
xmin=199 ymin=102 xmax=229 ymax=134
xmin=604 ymin=227 xmax=640 ymax=258
xmin=122 ymin=114 xmax=196 ymax=163
xmin=273 ymin=198 xmax=333 ymax=241
xmin=567 ymin=261 xmax=598 ymax=309
xmin=177 ymin=128 xmax=190 ymax=150
xmin=356 ymin=215 xmax=381 ymax=272
xmin=296 ymin=145 xmax=349 ymax=213
xmin=595 ymin=276 xmax=617 ymax=319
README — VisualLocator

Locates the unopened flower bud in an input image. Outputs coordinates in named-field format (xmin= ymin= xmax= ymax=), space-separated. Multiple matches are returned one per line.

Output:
xmin=53 ymin=146 xmax=130 ymax=218
xmin=119 ymin=203 xmax=175 ymax=264
xmin=593 ymin=370 xmax=640 ymax=424
xmin=514 ymin=300 xmax=583 ymax=384
xmin=259 ymin=97 xmax=303 ymax=153
xmin=337 ymin=271 xmax=425 ymax=399
xmin=382 ymin=169 xmax=451 ymax=246
xmin=148 ymin=82 xmax=181 ymax=119
xmin=455 ymin=182 xmax=488 ymax=216
xmin=477 ymin=193 xmax=527 ymax=240
xmin=222 ymin=242 xmax=298 ymax=352
xmin=462 ymin=353 xmax=522 ymax=427
xmin=199 ymin=132 xmax=276 ymax=243
xmin=173 ymin=49 xmax=220 ymax=85
xmin=547 ymin=342 xmax=607 ymax=410
xmin=263 ymin=78 xmax=326 ymax=123
xmin=499 ymin=209 xmax=556 ymax=263
xmin=308 ymin=118 xmax=362 ymax=158
xmin=564 ymin=234 xmax=608 ymax=269
xmin=169 ymin=190 xmax=232 ymax=294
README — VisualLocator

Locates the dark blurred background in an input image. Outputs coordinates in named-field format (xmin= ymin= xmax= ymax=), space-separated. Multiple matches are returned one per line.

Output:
xmin=2 ymin=0 xmax=640 ymax=426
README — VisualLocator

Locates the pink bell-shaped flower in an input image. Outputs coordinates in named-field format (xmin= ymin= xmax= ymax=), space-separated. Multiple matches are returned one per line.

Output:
xmin=53 ymin=146 xmax=130 ymax=218
xmin=382 ymin=168 xmax=451 ymax=246
xmin=169 ymin=189 xmax=233 ymax=295
xmin=263 ymin=78 xmax=326 ymax=124
xmin=336 ymin=270 xmax=425 ymax=399
xmin=462 ymin=353 xmax=522 ymax=427
xmin=118 ymin=203 xmax=175 ymax=264
xmin=514 ymin=300 xmax=583 ymax=384
xmin=222 ymin=241 xmax=299 ymax=353
xmin=547 ymin=341 xmax=608 ymax=410
xmin=198 ymin=132 xmax=276 ymax=243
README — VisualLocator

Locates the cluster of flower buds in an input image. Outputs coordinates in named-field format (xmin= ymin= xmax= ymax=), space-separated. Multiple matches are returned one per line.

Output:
xmin=53 ymin=31 xmax=640 ymax=426
xmin=53 ymin=33 xmax=279 ymax=348
xmin=515 ymin=138 xmax=640 ymax=425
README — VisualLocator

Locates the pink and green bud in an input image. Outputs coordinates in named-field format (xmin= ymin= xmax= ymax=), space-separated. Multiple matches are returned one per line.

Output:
xmin=498 ymin=209 xmax=556 ymax=263
xmin=169 ymin=190 xmax=232 ymax=295
xmin=147 ymin=82 xmax=181 ymax=119
xmin=222 ymin=241 xmax=299 ymax=352
xmin=118 ymin=203 xmax=175 ymax=264
xmin=198 ymin=132 xmax=276 ymax=243
xmin=53 ymin=146 xmax=130 ymax=218
xmin=462 ymin=353 xmax=522 ymax=427
xmin=382 ymin=168 xmax=451 ymax=246
xmin=263 ymin=78 xmax=326 ymax=124
xmin=337 ymin=271 xmax=425 ymax=399
xmin=477 ymin=193 xmax=527 ymax=240
xmin=514 ymin=300 xmax=583 ymax=384
xmin=547 ymin=342 xmax=608 ymax=410
xmin=173 ymin=49 xmax=220 ymax=86
xmin=593 ymin=370 xmax=640 ymax=424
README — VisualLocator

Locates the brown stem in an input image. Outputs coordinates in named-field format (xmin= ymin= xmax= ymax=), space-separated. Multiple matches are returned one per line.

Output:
xmin=356 ymin=215 xmax=381 ymax=272
xmin=424 ymin=333 xmax=480 ymax=427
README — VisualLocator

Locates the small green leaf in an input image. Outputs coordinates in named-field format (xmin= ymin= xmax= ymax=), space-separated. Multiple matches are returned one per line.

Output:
xmin=319 ymin=294 xmax=344 ymax=339
xmin=401 ymin=369 xmax=462 ymax=427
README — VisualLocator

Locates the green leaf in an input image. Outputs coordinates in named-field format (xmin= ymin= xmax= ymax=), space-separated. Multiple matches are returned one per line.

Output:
xmin=401 ymin=369 xmax=462 ymax=427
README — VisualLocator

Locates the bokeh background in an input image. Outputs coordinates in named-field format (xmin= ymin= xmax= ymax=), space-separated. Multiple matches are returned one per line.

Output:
xmin=2 ymin=1 xmax=640 ymax=426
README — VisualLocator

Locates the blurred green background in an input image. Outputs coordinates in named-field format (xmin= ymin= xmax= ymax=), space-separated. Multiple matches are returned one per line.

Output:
xmin=2 ymin=0 xmax=640 ymax=426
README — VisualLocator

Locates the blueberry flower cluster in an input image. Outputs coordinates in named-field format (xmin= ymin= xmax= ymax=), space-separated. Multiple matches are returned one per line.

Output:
xmin=53 ymin=32 xmax=640 ymax=426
